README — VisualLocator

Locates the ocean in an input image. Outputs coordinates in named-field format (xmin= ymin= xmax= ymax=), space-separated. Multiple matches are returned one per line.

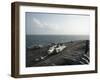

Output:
xmin=26 ymin=35 xmax=89 ymax=48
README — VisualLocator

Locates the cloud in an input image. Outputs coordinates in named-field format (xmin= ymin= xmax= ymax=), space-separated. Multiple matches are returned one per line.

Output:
xmin=32 ymin=18 xmax=60 ymax=32
xmin=32 ymin=18 xmax=44 ymax=28
xmin=31 ymin=18 xmax=58 ymax=34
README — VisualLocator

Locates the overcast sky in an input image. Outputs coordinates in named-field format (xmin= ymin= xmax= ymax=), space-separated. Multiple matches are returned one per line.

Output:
xmin=25 ymin=12 xmax=90 ymax=35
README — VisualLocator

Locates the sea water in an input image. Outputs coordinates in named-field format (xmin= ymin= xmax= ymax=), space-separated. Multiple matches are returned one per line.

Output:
xmin=26 ymin=35 xmax=89 ymax=48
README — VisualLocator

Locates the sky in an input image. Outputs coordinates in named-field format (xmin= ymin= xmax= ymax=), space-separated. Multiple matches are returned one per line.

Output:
xmin=25 ymin=12 xmax=90 ymax=35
